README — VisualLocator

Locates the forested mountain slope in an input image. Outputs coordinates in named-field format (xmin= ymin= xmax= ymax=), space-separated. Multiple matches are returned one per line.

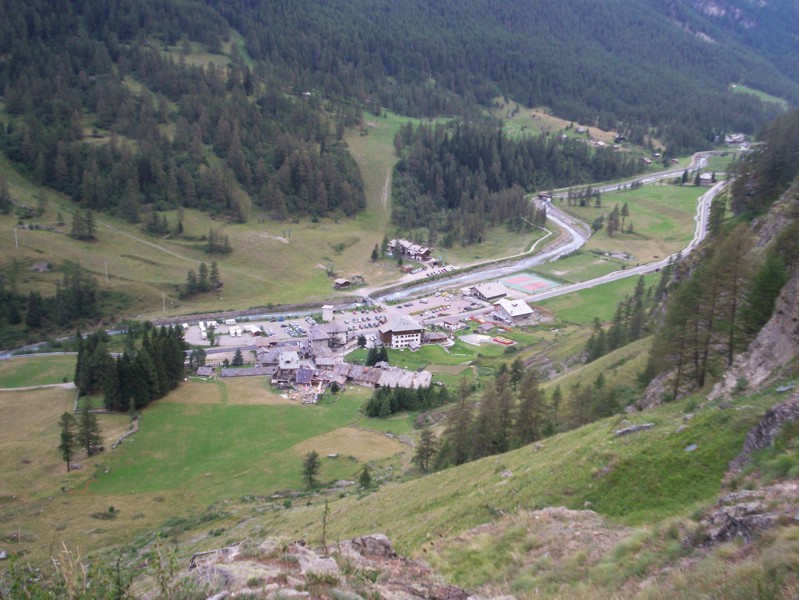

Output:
xmin=0 ymin=0 xmax=797 ymax=228
xmin=220 ymin=0 xmax=799 ymax=152
xmin=0 ymin=0 xmax=366 ymax=223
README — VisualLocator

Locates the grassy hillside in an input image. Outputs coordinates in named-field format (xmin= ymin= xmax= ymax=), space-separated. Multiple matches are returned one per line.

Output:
xmin=0 ymin=110 xmax=549 ymax=330
xmin=132 ymin=383 xmax=794 ymax=599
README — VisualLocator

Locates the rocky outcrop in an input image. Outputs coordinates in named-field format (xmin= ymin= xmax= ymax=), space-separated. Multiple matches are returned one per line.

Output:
xmin=636 ymin=371 xmax=675 ymax=410
xmin=710 ymin=267 xmax=799 ymax=399
xmin=182 ymin=534 xmax=500 ymax=600
xmin=697 ymin=482 xmax=799 ymax=547
xmin=728 ymin=393 xmax=799 ymax=472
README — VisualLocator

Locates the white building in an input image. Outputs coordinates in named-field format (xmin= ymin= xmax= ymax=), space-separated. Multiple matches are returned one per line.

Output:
xmin=379 ymin=315 xmax=424 ymax=349
xmin=321 ymin=304 xmax=334 ymax=322
xmin=493 ymin=298 xmax=534 ymax=324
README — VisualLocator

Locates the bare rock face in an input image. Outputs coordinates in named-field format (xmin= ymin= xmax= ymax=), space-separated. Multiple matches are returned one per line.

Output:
xmin=636 ymin=371 xmax=672 ymax=410
xmin=728 ymin=393 xmax=799 ymax=473
xmin=710 ymin=267 xmax=799 ymax=399
xmin=184 ymin=534 xmax=496 ymax=600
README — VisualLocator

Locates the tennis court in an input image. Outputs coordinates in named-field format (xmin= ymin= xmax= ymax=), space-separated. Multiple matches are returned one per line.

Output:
xmin=501 ymin=272 xmax=559 ymax=294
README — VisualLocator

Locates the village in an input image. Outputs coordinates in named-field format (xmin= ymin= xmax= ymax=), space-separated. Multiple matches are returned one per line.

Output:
xmin=185 ymin=239 xmax=557 ymax=404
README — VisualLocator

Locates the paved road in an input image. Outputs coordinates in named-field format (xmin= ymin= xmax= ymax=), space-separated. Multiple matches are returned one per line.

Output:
xmin=519 ymin=179 xmax=724 ymax=303
xmin=367 ymin=151 xmax=720 ymax=304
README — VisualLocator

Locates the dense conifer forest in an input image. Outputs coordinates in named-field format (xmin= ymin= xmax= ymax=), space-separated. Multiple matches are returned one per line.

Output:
xmin=219 ymin=0 xmax=799 ymax=152
xmin=0 ymin=0 xmax=365 ymax=223
xmin=391 ymin=122 xmax=642 ymax=243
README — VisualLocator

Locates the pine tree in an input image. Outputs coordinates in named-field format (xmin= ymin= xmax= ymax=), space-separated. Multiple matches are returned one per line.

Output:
xmin=509 ymin=358 xmax=524 ymax=390
xmin=358 ymin=464 xmax=372 ymax=489
xmin=607 ymin=204 xmax=621 ymax=237
xmin=302 ymin=451 xmax=321 ymax=488
xmin=58 ymin=412 xmax=78 ymax=472
xmin=70 ymin=212 xmax=87 ymax=240
xmin=441 ymin=380 xmax=474 ymax=466
xmin=83 ymin=210 xmax=97 ymax=239
xmin=550 ymin=385 xmax=563 ymax=430
xmin=413 ymin=428 xmax=437 ymax=472
xmin=371 ymin=244 xmax=379 ymax=262
xmin=185 ymin=269 xmax=198 ymax=296
xmin=210 ymin=261 xmax=221 ymax=289
xmin=77 ymin=409 xmax=103 ymax=456
xmin=232 ymin=348 xmax=244 ymax=366
xmin=515 ymin=370 xmax=546 ymax=446
xmin=198 ymin=262 xmax=209 ymax=292
xmin=741 ymin=253 xmax=789 ymax=336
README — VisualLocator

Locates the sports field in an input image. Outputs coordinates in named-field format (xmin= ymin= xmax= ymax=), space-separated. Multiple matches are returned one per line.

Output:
xmin=501 ymin=272 xmax=560 ymax=294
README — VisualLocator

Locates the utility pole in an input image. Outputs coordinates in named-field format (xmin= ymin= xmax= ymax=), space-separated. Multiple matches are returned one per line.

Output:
xmin=105 ymin=261 xmax=109 ymax=285
xmin=14 ymin=227 xmax=18 ymax=249
xmin=162 ymin=292 xmax=166 ymax=313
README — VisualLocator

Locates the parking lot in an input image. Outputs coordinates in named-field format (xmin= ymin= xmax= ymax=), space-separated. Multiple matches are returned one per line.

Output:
xmin=181 ymin=286 xmax=498 ymax=349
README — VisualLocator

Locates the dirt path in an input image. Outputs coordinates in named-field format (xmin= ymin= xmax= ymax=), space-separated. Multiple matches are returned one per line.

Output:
xmin=380 ymin=166 xmax=392 ymax=210
xmin=0 ymin=382 xmax=76 ymax=392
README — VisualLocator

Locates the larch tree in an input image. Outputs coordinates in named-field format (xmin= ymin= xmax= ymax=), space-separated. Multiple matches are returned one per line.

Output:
xmin=58 ymin=412 xmax=78 ymax=472
xmin=413 ymin=428 xmax=438 ymax=472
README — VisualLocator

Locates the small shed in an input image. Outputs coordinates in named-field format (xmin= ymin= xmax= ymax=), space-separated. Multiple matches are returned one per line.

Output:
xmin=334 ymin=278 xmax=351 ymax=289
xmin=196 ymin=366 xmax=215 ymax=378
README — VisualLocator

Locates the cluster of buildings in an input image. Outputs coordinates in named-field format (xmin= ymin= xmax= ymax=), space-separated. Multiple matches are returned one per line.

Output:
xmin=213 ymin=318 xmax=433 ymax=402
xmin=388 ymin=238 xmax=432 ymax=262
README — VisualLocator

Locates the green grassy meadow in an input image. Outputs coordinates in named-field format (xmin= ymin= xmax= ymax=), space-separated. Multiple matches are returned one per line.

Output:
xmin=704 ymin=152 xmax=739 ymax=173
xmin=0 ymin=355 xmax=76 ymax=387
xmin=561 ymin=184 xmax=703 ymax=264
xmin=533 ymin=252 xmax=630 ymax=284
xmin=89 ymin=400 xmax=359 ymax=500
xmin=730 ymin=83 xmax=790 ymax=110
xmin=535 ymin=274 xmax=659 ymax=325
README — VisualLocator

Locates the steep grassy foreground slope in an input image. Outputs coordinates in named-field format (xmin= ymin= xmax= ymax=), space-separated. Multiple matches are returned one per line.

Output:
xmin=125 ymin=382 xmax=798 ymax=598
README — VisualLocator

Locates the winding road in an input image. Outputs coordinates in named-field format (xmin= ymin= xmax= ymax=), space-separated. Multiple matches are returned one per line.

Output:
xmin=369 ymin=152 xmax=724 ymax=304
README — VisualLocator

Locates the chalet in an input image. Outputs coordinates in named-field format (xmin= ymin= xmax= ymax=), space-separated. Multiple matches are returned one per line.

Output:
xmin=477 ymin=322 xmax=496 ymax=334
xmin=725 ymin=133 xmax=746 ymax=145
xmin=493 ymin=298 xmax=535 ymax=324
xmin=334 ymin=278 xmax=351 ymax=289
xmin=699 ymin=172 xmax=715 ymax=186
xmin=378 ymin=315 xmax=424 ymax=349
xmin=274 ymin=350 xmax=300 ymax=384
xmin=257 ymin=347 xmax=280 ymax=367
xmin=441 ymin=316 xmax=464 ymax=331
xmin=471 ymin=282 xmax=508 ymax=302
xmin=424 ymin=331 xmax=450 ymax=344
xmin=308 ymin=322 xmax=348 ymax=352
xmin=278 ymin=350 xmax=300 ymax=371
